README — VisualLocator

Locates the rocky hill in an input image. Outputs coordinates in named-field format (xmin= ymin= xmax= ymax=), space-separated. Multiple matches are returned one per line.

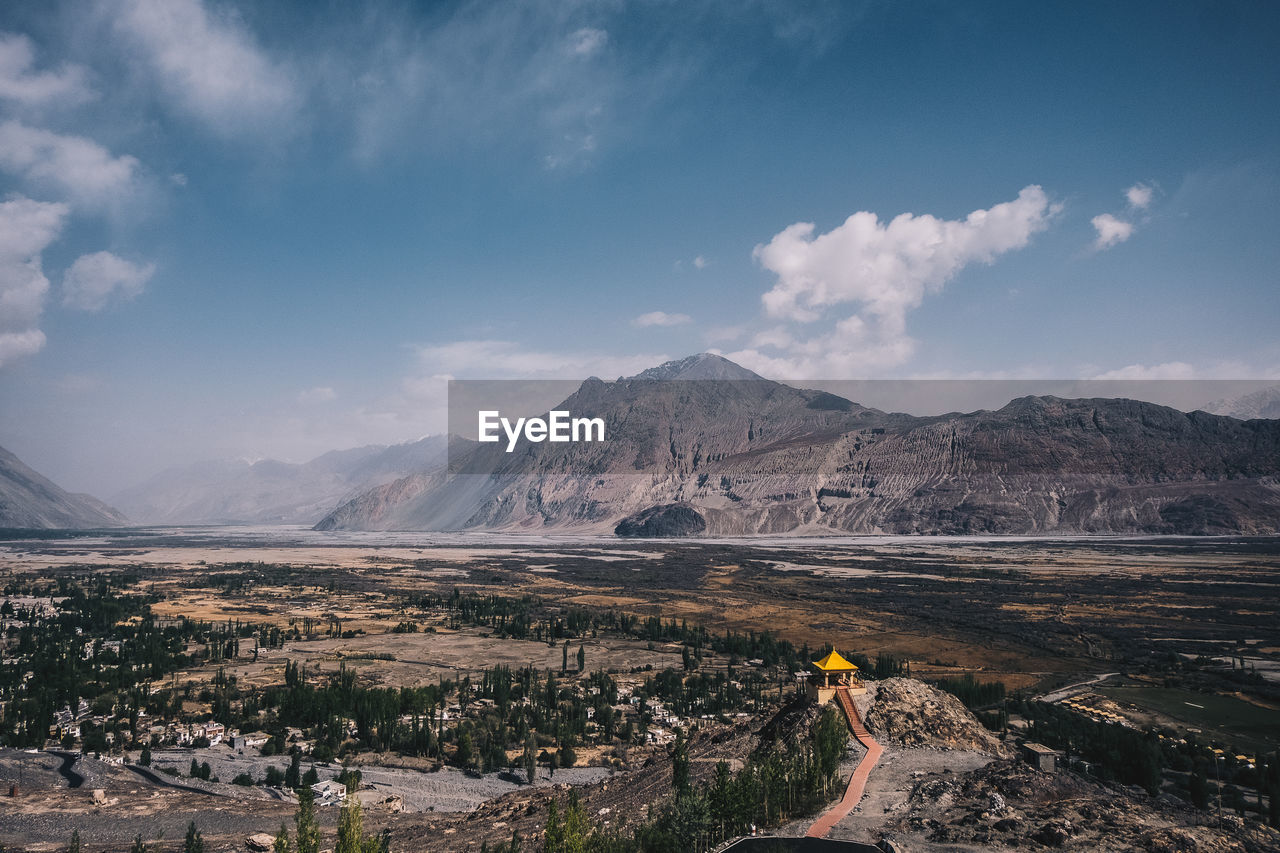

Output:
xmin=857 ymin=678 xmax=1011 ymax=756
xmin=887 ymin=755 xmax=1279 ymax=851
xmin=839 ymin=679 xmax=1276 ymax=851
xmin=315 ymin=354 xmax=1280 ymax=535
xmin=0 ymin=444 xmax=127 ymax=529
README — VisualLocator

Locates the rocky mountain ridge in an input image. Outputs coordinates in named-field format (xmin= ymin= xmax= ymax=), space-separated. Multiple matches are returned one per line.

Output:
xmin=0 ymin=444 xmax=128 ymax=529
xmin=316 ymin=354 xmax=1280 ymax=536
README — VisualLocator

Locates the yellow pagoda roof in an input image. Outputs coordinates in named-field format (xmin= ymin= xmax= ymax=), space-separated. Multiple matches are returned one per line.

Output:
xmin=812 ymin=650 xmax=859 ymax=672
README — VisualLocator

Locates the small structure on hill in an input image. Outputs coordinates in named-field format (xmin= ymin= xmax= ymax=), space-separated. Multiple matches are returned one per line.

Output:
xmin=806 ymin=650 xmax=866 ymax=704
xmin=311 ymin=778 xmax=347 ymax=804
xmin=1021 ymin=741 xmax=1058 ymax=772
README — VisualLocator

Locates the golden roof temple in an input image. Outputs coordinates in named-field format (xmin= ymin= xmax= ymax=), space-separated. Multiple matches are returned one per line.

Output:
xmin=807 ymin=649 xmax=867 ymax=703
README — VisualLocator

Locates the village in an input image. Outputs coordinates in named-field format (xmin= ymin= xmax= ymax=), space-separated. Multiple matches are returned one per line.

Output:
xmin=1 ymin=536 xmax=1279 ymax=850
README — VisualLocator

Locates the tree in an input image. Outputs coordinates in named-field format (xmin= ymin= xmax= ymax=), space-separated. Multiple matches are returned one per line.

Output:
xmin=456 ymin=728 xmax=473 ymax=768
xmin=129 ymin=836 xmax=148 ymax=853
xmin=562 ymin=642 xmax=569 ymax=674
xmin=295 ymin=787 xmax=321 ymax=853
xmin=335 ymin=796 xmax=364 ymax=853
xmin=544 ymin=799 xmax=561 ymax=852
xmin=524 ymin=734 xmax=538 ymax=784
xmin=272 ymin=823 xmax=291 ymax=853
xmin=1189 ymin=767 xmax=1210 ymax=810
xmin=68 ymin=830 xmax=82 ymax=853
xmin=671 ymin=731 xmax=690 ymax=796
xmin=184 ymin=821 xmax=205 ymax=853
xmin=139 ymin=745 xmax=151 ymax=766
xmin=336 ymin=796 xmax=384 ymax=853
xmin=302 ymin=765 xmax=319 ymax=787
xmin=576 ymin=644 xmax=585 ymax=673
xmin=543 ymin=791 xmax=592 ymax=853
xmin=812 ymin=706 xmax=849 ymax=791
xmin=286 ymin=748 xmax=302 ymax=789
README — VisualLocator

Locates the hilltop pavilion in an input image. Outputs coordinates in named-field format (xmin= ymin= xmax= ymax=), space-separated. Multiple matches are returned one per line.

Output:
xmin=807 ymin=650 xmax=867 ymax=704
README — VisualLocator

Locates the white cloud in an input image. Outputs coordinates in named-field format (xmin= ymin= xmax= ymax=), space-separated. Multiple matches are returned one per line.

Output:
xmin=0 ymin=120 xmax=140 ymax=210
xmin=1086 ymin=361 xmax=1280 ymax=380
xmin=692 ymin=255 xmax=708 ymax=269
xmin=741 ymin=185 xmax=1057 ymax=377
xmin=1090 ymin=183 xmax=1155 ymax=251
xmin=0 ymin=32 xmax=93 ymax=107
xmin=1091 ymin=361 xmax=1196 ymax=380
xmin=1091 ymin=213 xmax=1134 ymax=250
xmin=569 ymin=28 xmax=608 ymax=57
xmin=0 ymin=194 xmax=69 ymax=368
xmin=413 ymin=339 xmax=667 ymax=380
xmin=1125 ymin=182 xmax=1153 ymax=210
xmin=634 ymin=311 xmax=692 ymax=327
xmin=61 ymin=251 xmax=154 ymax=311
xmin=0 ymin=327 xmax=46 ymax=366
xmin=345 ymin=4 xmax=618 ymax=167
xmin=749 ymin=327 xmax=793 ymax=349
xmin=105 ymin=0 xmax=299 ymax=136
xmin=296 ymin=386 xmax=337 ymax=404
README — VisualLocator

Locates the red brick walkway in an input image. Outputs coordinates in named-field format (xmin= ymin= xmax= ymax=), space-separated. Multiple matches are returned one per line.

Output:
xmin=805 ymin=686 xmax=884 ymax=838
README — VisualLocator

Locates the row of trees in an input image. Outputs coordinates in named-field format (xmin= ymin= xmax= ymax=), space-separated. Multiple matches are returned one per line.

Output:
xmin=934 ymin=673 xmax=1006 ymax=709
xmin=535 ymin=706 xmax=851 ymax=853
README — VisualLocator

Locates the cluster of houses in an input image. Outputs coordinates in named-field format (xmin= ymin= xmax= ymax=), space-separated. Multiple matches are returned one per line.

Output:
xmin=0 ymin=595 xmax=64 ymax=623
xmin=1057 ymin=693 xmax=1135 ymax=728
xmin=46 ymin=705 xmax=280 ymax=755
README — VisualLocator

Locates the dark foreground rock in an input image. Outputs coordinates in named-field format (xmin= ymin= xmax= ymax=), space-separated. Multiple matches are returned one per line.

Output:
xmin=614 ymin=503 xmax=707 ymax=537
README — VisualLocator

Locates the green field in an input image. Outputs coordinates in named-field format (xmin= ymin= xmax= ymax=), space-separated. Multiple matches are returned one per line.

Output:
xmin=1098 ymin=686 xmax=1280 ymax=755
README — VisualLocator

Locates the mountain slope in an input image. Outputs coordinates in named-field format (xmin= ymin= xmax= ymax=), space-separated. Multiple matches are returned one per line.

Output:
xmin=315 ymin=356 xmax=1280 ymax=535
xmin=0 ymin=445 xmax=128 ymax=529
xmin=1204 ymin=383 xmax=1280 ymax=420
xmin=113 ymin=436 xmax=447 ymax=525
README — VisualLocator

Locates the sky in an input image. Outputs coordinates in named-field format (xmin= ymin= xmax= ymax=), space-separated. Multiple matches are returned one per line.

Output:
xmin=0 ymin=0 xmax=1278 ymax=496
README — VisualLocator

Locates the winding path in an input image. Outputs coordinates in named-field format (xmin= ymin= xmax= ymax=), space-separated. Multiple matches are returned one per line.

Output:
xmin=49 ymin=750 xmax=84 ymax=788
xmin=1037 ymin=672 xmax=1118 ymax=704
xmin=805 ymin=687 xmax=883 ymax=839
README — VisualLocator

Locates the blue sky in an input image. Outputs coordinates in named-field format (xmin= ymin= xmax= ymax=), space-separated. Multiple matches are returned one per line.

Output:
xmin=0 ymin=0 xmax=1278 ymax=495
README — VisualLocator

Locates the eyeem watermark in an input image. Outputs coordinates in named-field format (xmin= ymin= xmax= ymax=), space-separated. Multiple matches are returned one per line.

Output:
xmin=478 ymin=410 xmax=606 ymax=452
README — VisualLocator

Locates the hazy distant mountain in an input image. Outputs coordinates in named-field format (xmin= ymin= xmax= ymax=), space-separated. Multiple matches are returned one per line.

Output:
xmin=316 ymin=354 xmax=1280 ymax=536
xmin=114 ymin=436 xmax=447 ymax=525
xmin=1203 ymin=384 xmax=1280 ymax=420
xmin=0 ymin=444 xmax=128 ymax=529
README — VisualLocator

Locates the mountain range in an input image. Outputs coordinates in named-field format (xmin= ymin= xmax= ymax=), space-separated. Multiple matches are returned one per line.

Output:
xmin=110 ymin=436 xmax=447 ymax=525
xmin=316 ymin=354 xmax=1280 ymax=536
xmin=6 ymin=355 xmax=1278 ymax=534
xmin=0 ymin=444 xmax=128 ymax=529
xmin=1204 ymin=384 xmax=1280 ymax=420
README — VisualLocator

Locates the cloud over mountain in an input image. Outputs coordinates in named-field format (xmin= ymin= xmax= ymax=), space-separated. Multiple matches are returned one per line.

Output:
xmin=729 ymin=186 xmax=1057 ymax=377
